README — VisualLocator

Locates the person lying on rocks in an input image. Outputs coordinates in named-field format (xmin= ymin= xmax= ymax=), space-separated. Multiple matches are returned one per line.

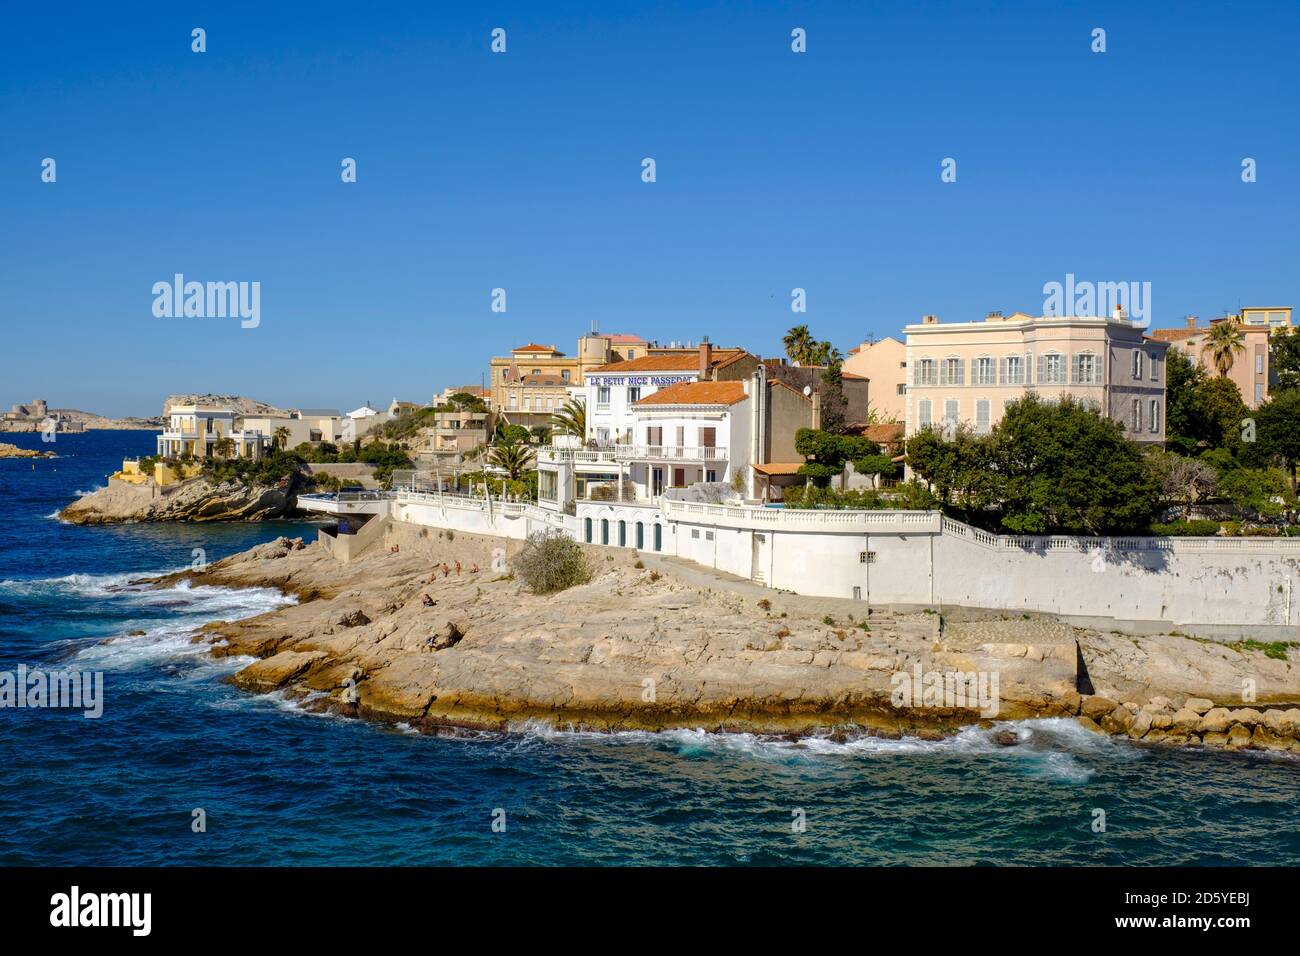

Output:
xmin=422 ymin=594 xmax=437 ymax=607
xmin=470 ymin=563 xmax=479 ymax=573
xmin=389 ymin=544 xmax=400 ymax=554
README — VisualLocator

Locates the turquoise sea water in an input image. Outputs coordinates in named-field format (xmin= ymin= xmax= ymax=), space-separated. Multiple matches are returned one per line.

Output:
xmin=1 ymin=430 xmax=1298 ymax=866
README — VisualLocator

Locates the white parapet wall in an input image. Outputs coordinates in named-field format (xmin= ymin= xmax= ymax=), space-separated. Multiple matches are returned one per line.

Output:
xmin=298 ymin=491 xmax=1300 ymax=637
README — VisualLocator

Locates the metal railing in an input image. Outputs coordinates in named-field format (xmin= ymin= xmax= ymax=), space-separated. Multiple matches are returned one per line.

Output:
xmin=537 ymin=444 xmax=728 ymax=463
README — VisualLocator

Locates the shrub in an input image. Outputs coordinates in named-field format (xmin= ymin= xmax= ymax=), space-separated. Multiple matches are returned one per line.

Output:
xmin=1150 ymin=519 xmax=1222 ymax=537
xmin=513 ymin=530 xmax=592 ymax=595
xmin=757 ymin=598 xmax=771 ymax=611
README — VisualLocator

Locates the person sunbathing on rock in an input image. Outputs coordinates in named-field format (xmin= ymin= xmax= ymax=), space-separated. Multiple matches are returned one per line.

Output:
xmin=422 ymin=594 xmax=436 ymax=607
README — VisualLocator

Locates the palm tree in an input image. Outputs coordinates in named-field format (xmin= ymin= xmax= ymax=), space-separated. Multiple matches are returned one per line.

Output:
xmin=1201 ymin=320 xmax=1246 ymax=378
xmin=488 ymin=440 xmax=534 ymax=480
xmin=783 ymin=325 xmax=816 ymax=365
xmin=550 ymin=398 xmax=586 ymax=440
xmin=808 ymin=341 xmax=843 ymax=366
xmin=273 ymin=425 xmax=291 ymax=450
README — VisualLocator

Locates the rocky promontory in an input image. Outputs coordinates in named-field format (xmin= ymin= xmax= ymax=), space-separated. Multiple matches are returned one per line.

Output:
xmin=140 ymin=522 xmax=1300 ymax=749
xmin=60 ymin=474 xmax=302 ymax=524
xmin=0 ymin=442 xmax=57 ymax=459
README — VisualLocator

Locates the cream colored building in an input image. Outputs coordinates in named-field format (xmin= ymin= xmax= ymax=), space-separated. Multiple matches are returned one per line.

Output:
xmin=489 ymin=337 xmax=635 ymax=430
xmin=1150 ymin=307 xmax=1291 ymax=408
xmin=242 ymin=409 xmax=342 ymax=449
xmin=904 ymin=310 xmax=1168 ymax=443
xmin=843 ymin=336 xmax=907 ymax=422
xmin=156 ymin=405 xmax=267 ymax=459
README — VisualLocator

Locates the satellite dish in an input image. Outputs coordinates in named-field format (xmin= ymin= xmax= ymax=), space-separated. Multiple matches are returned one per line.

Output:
xmin=803 ymin=385 xmax=812 ymax=396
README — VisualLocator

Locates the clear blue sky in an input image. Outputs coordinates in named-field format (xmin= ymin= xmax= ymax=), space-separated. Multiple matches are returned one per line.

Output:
xmin=2 ymin=1 xmax=1297 ymax=417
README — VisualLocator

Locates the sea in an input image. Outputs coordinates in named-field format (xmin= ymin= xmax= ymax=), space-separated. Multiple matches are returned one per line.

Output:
xmin=1 ymin=430 xmax=1297 ymax=866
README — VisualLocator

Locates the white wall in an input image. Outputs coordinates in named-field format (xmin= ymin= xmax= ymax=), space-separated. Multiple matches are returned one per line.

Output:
xmin=311 ymin=493 xmax=1300 ymax=638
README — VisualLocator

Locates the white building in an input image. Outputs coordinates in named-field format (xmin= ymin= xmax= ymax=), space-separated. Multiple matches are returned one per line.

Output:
xmin=538 ymin=347 xmax=814 ymax=509
xmin=242 ymin=408 xmax=342 ymax=449
xmin=156 ymin=405 xmax=267 ymax=459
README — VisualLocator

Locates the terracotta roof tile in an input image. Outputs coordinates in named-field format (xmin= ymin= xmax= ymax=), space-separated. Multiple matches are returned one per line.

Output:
xmin=634 ymin=381 xmax=747 ymax=406
xmin=590 ymin=350 xmax=746 ymax=373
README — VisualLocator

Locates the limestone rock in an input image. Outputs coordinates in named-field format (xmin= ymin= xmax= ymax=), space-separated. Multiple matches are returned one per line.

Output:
xmin=1226 ymin=724 xmax=1253 ymax=749
xmin=1080 ymin=696 xmax=1118 ymax=719
xmin=1184 ymin=696 xmax=1214 ymax=714
xmin=1075 ymin=715 xmax=1105 ymax=735
xmin=1170 ymin=707 xmax=1202 ymax=733
xmin=1101 ymin=707 xmax=1135 ymax=735
xmin=1197 ymin=708 xmax=1234 ymax=734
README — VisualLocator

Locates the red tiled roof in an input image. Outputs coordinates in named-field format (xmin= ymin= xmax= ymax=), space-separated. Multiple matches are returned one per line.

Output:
xmin=634 ymin=381 xmax=747 ymax=406
xmin=1149 ymin=328 xmax=1198 ymax=342
xmin=590 ymin=349 xmax=747 ymax=373
xmin=513 ymin=343 xmax=558 ymax=352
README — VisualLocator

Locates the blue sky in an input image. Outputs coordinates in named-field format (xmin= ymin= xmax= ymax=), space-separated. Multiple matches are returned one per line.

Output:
xmin=2 ymin=1 xmax=1297 ymax=417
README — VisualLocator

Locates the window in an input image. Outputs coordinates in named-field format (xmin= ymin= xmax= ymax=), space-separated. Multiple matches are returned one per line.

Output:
xmin=914 ymin=358 xmax=937 ymax=386
xmin=501 ymin=369 xmax=508 ymax=381
xmin=584 ymin=518 xmax=592 ymax=543
xmin=1131 ymin=398 xmax=1142 ymax=432
xmin=653 ymin=524 xmax=662 ymax=551
xmin=706 ymin=469 xmax=717 ymax=482
xmin=1131 ymin=350 xmax=1144 ymax=380
xmin=1039 ymin=352 xmax=1065 ymax=384
xmin=896 ymin=382 xmax=906 ymax=395
xmin=1149 ymin=400 xmax=1160 ymax=433
xmin=974 ymin=356 xmax=995 ymax=385
xmin=975 ymin=399 xmax=991 ymax=433
xmin=1255 ymin=383 xmax=1265 ymax=404
xmin=538 ymin=471 xmax=558 ymax=501
xmin=509 ymin=394 xmax=518 ymax=408
xmin=1256 ymin=353 xmax=1265 ymax=374
xmin=635 ymin=522 xmax=644 ymax=549
xmin=1071 ymin=352 xmax=1098 ymax=384
xmin=939 ymin=357 xmax=965 ymax=385
xmin=691 ymin=529 xmax=699 ymax=539
xmin=944 ymin=399 xmax=959 ymax=427
xmin=1001 ymin=355 xmax=1025 ymax=385
xmin=918 ymin=399 xmax=932 ymax=428
xmin=596 ymin=386 xmax=611 ymax=407
xmin=705 ymin=531 xmax=714 ymax=541
xmin=618 ymin=520 xmax=626 ymax=547
xmin=601 ymin=519 xmax=609 ymax=545
xmin=858 ymin=551 xmax=876 ymax=564
xmin=561 ymin=369 xmax=570 ymax=380
xmin=627 ymin=386 xmax=641 ymax=403
xmin=1150 ymin=351 xmax=1159 ymax=382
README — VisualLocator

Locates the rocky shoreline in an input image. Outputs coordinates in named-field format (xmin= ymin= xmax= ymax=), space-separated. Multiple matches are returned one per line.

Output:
xmin=60 ymin=475 xmax=302 ymax=524
xmin=124 ymin=520 xmax=1300 ymax=752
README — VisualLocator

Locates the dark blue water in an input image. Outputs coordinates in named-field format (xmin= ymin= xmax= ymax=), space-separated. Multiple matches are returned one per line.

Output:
xmin=1 ymin=431 xmax=1298 ymax=865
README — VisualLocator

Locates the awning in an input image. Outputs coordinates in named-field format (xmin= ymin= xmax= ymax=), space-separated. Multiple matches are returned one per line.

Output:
xmin=752 ymin=462 xmax=804 ymax=477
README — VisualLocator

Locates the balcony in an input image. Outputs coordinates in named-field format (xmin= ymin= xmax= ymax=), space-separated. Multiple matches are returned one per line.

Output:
xmin=538 ymin=444 xmax=727 ymax=465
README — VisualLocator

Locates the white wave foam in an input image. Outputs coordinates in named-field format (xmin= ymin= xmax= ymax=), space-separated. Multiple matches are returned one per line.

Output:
xmin=494 ymin=717 xmax=1112 ymax=782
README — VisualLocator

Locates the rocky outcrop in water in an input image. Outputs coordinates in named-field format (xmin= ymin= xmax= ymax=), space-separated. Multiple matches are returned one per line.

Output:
xmin=0 ymin=442 xmax=57 ymax=459
xmin=60 ymin=474 xmax=301 ymax=524
xmin=141 ymin=525 xmax=1300 ymax=749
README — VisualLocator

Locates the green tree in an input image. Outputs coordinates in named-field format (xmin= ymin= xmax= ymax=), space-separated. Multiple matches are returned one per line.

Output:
xmin=783 ymin=325 xmax=815 ymax=365
xmin=272 ymin=425 xmax=291 ymax=450
xmin=1270 ymin=327 xmax=1300 ymax=393
xmin=1254 ymin=390 xmax=1300 ymax=489
xmin=488 ymin=440 xmax=534 ymax=480
xmin=818 ymin=362 xmax=848 ymax=434
xmin=448 ymin=391 xmax=489 ymax=412
xmin=213 ymin=436 xmax=236 ymax=459
xmin=1201 ymin=320 xmax=1246 ymax=378
xmin=993 ymin=395 xmax=1160 ymax=534
xmin=794 ymin=428 xmax=880 ymax=487
xmin=550 ymin=398 xmax=586 ymax=441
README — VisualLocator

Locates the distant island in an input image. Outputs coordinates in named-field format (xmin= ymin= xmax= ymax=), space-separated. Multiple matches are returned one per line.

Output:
xmin=0 ymin=398 xmax=161 ymax=433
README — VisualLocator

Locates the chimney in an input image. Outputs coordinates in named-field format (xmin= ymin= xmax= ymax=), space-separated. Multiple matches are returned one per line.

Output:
xmin=698 ymin=336 xmax=712 ymax=379
xmin=922 ymin=314 xmax=939 ymax=325
xmin=985 ymin=311 xmax=1003 ymax=322
xmin=1185 ymin=315 xmax=1197 ymax=330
